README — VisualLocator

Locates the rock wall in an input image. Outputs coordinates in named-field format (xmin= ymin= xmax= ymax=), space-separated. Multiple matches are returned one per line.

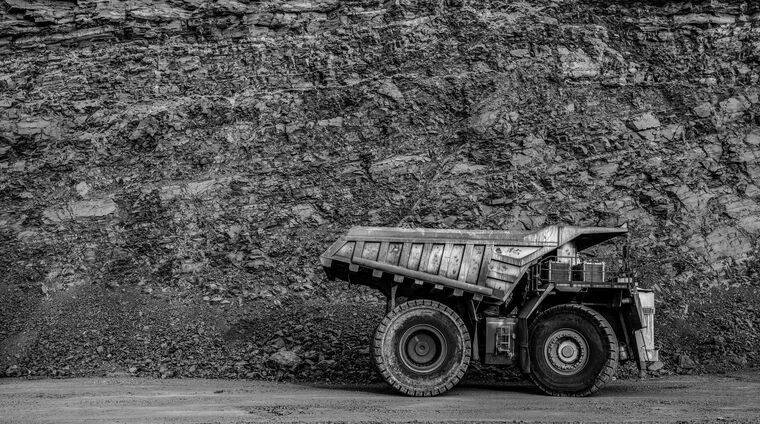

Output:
xmin=2 ymin=0 xmax=759 ymax=379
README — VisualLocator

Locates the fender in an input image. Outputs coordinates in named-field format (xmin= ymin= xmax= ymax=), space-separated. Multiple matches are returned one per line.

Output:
xmin=516 ymin=284 xmax=555 ymax=374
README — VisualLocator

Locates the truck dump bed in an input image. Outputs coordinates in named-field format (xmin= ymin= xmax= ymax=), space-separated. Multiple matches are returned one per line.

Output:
xmin=321 ymin=225 xmax=628 ymax=302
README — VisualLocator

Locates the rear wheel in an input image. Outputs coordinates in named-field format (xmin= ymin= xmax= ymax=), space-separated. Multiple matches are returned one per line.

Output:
xmin=529 ymin=304 xmax=618 ymax=396
xmin=373 ymin=299 xmax=471 ymax=396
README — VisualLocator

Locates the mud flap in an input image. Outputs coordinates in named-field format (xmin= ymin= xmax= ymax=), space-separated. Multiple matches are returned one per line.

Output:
xmin=517 ymin=284 xmax=555 ymax=374
xmin=633 ymin=289 xmax=662 ymax=375
xmin=517 ymin=318 xmax=530 ymax=374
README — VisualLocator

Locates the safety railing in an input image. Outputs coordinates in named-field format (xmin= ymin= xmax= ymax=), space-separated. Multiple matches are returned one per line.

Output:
xmin=536 ymin=256 xmax=631 ymax=288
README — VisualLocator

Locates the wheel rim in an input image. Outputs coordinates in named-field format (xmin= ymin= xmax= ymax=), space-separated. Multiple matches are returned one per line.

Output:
xmin=544 ymin=328 xmax=589 ymax=376
xmin=398 ymin=324 xmax=447 ymax=374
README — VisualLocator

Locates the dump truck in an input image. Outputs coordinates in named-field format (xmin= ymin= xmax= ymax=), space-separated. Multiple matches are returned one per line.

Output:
xmin=320 ymin=224 xmax=660 ymax=397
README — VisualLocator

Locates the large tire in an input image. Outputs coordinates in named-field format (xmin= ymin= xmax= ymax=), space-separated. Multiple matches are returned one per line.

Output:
xmin=373 ymin=299 xmax=471 ymax=396
xmin=528 ymin=304 xmax=618 ymax=397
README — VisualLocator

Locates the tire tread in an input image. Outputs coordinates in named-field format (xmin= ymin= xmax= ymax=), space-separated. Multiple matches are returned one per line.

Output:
xmin=372 ymin=299 xmax=471 ymax=397
xmin=528 ymin=304 xmax=618 ymax=397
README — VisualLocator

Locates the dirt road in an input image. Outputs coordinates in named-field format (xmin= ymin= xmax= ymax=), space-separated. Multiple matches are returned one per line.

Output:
xmin=1 ymin=373 xmax=759 ymax=423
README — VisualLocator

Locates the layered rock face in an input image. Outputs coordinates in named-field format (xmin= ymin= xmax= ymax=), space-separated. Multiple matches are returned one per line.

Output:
xmin=1 ymin=0 xmax=759 ymax=379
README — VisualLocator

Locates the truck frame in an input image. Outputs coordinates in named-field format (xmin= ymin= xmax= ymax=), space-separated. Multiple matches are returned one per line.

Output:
xmin=320 ymin=224 xmax=660 ymax=396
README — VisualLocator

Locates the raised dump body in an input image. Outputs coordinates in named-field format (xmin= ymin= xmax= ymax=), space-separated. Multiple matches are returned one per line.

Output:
xmin=321 ymin=224 xmax=660 ymax=398
xmin=321 ymin=225 xmax=629 ymax=302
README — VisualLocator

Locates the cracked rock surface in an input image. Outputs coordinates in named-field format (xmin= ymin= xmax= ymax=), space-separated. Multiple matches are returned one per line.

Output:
xmin=1 ymin=0 xmax=759 ymax=381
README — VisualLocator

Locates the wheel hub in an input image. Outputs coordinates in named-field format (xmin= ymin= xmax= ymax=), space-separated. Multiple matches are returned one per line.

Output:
xmin=544 ymin=329 xmax=588 ymax=376
xmin=558 ymin=341 xmax=579 ymax=363
xmin=399 ymin=324 xmax=447 ymax=374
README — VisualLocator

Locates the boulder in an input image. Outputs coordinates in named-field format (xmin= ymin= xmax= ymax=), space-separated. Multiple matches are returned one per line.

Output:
xmin=746 ymin=130 xmax=760 ymax=146
xmin=677 ymin=354 xmax=696 ymax=370
xmin=719 ymin=96 xmax=749 ymax=114
xmin=75 ymin=182 xmax=90 ymax=198
xmin=670 ymin=186 xmax=714 ymax=214
xmin=269 ymin=349 xmax=301 ymax=368
xmin=661 ymin=124 xmax=684 ymax=141
xmin=69 ymin=199 xmax=117 ymax=218
xmin=589 ymin=161 xmax=619 ymax=179
xmin=43 ymin=199 xmax=118 ymax=222
xmin=629 ymin=113 xmax=661 ymax=131
xmin=674 ymin=14 xmax=735 ymax=25
xmin=377 ymin=81 xmax=404 ymax=103
xmin=291 ymin=204 xmax=326 ymax=225
xmin=557 ymin=46 xmax=600 ymax=78
xmin=370 ymin=155 xmax=429 ymax=177
xmin=469 ymin=107 xmax=501 ymax=134
xmin=693 ymin=102 xmax=713 ymax=118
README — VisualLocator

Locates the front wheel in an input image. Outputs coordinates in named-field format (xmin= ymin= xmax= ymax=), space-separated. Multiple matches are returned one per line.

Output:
xmin=373 ymin=299 xmax=471 ymax=396
xmin=529 ymin=304 xmax=618 ymax=396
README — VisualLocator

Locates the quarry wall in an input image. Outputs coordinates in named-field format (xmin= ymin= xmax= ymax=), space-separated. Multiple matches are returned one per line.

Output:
xmin=1 ymin=0 xmax=759 ymax=379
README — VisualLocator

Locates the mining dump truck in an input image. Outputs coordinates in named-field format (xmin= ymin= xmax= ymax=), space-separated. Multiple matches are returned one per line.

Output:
xmin=320 ymin=224 xmax=660 ymax=397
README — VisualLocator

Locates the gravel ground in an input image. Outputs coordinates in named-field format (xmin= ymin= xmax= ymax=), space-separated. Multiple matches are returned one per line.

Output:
xmin=1 ymin=372 xmax=759 ymax=423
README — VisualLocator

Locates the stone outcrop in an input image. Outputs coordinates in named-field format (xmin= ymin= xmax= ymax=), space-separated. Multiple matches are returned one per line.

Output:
xmin=1 ymin=0 xmax=759 ymax=380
